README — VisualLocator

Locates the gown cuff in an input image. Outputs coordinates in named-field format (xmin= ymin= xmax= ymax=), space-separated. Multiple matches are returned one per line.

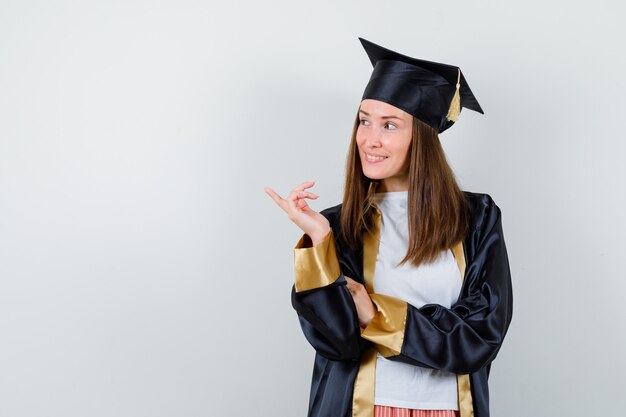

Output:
xmin=360 ymin=293 xmax=408 ymax=357
xmin=293 ymin=229 xmax=341 ymax=292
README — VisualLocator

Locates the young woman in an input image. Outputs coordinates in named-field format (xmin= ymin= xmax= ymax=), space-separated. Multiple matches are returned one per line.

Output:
xmin=265 ymin=38 xmax=513 ymax=417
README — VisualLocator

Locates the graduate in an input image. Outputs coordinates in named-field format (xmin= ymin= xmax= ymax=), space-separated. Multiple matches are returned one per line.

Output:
xmin=265 ymin=37 xmax=513 ymax=417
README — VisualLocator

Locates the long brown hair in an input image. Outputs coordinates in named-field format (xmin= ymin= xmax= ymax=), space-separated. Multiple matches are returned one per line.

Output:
xmin=339 ymin=108 xmax=470 ymax=267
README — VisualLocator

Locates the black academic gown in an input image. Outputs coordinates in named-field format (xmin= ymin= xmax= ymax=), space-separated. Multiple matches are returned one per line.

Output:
xmin=290 ymin=191 xmax=513 ymax=417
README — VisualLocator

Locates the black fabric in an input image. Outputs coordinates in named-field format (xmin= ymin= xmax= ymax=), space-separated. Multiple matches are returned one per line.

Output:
xmin=290 ymin=191 xmax=513 ymax=417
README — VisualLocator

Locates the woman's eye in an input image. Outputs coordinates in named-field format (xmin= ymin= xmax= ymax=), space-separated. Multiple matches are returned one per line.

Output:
xmin=385 ymin=122 xmax=397 ymax=130
xmin=360 ymin=119 xmax=369 ymax=126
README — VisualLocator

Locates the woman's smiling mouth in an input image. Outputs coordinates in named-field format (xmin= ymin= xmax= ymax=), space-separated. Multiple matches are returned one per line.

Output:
xmin=365 ymin=153 xmax=388 ymax=163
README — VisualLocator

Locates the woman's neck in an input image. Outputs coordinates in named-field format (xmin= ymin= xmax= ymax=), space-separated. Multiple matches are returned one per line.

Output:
xmin=377 ymin=178 xmax=408 ymax=193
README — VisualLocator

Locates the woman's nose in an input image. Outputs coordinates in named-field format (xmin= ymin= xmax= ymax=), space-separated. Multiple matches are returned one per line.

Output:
xmin=366 ymin=131 xmax=382 ymax=147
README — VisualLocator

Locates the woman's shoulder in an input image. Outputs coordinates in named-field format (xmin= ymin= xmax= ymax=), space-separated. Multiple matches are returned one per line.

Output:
xmin=462 ymin=190 xmax=503 ymax=233
xmin=319 ymin=203 xmax=343 ymax=224
xmin=462 ymin=190 xmax=498 ymax=210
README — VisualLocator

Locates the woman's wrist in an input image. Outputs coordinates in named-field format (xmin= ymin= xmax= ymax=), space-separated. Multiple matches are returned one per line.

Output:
xmin=310 ymin=227 xmax=331 ymax=246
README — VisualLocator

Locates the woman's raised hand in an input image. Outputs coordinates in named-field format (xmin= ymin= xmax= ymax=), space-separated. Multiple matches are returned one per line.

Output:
xmin=264 ymin=181 xmax=331 ymax=246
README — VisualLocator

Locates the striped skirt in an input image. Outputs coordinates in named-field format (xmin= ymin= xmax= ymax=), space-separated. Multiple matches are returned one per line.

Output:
xmin=374 ymin=405 xmax=459 ymax=417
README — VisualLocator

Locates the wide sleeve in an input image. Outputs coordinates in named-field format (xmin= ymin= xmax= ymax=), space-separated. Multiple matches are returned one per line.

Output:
xmin=360 ymin=199 xmax=513 ymax=374
xmin=290 ymin=227 xmax=366 ymax=362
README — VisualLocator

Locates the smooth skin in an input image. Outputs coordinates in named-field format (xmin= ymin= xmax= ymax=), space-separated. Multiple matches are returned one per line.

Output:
xmin=264 ymin=99 xmax=413 ymax=328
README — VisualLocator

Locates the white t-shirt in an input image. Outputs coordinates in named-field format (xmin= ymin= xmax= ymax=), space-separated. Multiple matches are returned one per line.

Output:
xmin=372 ymin=190 xmax=462 ymax=410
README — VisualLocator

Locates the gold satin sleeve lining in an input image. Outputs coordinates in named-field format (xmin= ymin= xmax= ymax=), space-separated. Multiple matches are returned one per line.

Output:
xmin=452 ymin=239 xmax=474 ymax=417
xmin=293 ymin=229 xmax=341 ymax=292
xmin=360 ymin=293 xmax=407 ymax=357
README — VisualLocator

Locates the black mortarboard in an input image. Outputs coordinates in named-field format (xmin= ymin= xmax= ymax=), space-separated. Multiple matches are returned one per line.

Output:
xmin=359 ymin=37 xmax=484 ymax=134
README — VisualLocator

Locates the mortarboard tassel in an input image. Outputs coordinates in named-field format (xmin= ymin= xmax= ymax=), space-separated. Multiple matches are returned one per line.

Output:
xmin=446 ymin=68 xmax=461 ymax=122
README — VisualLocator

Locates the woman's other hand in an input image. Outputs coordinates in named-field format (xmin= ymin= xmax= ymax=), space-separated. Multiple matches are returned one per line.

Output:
xmin=345 ymin=276 xmax=376 ymax=328
xmin=264 ymin=181 xmax=331 ymax=246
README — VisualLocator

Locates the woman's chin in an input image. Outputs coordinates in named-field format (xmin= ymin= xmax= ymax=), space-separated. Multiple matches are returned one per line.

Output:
xmin=362 ymin=171 xmax=386 ymax=181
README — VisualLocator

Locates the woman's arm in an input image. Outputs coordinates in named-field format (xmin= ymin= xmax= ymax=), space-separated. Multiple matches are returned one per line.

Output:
xmin=360 ymin=197 xmax=513 ymax=374
xmin=290 ymin=214 xmax=368 ymax=362
xmin=264 ymin=182 xmax=367 ymax=360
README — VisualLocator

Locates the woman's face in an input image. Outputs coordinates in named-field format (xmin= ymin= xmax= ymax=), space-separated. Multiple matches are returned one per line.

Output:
xmin=356 ymin=99 xmax=413 ymax=192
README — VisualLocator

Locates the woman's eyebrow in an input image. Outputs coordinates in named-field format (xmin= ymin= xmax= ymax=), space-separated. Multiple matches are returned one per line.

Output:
xmin=358 ymin=109 xmax=402 ymax=120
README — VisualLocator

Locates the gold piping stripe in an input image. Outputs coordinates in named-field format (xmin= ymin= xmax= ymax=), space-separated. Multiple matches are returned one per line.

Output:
xmin=293 ymin=229 xmax=341 ymax=292
xmin=451 ymin=240 xmax=466 ymax=280
xmin=362 ymin=207 xmax=380 ymax=294
xmin=452 ymin=240 xmax=474 ymax=417
xmin=351 ymin=345 xmax=377 ymax=417
xmin=352 ymin=206 xmax=382 ymax=417
xmin=457 ymin=374 xmax=473 ymax=417
xmin=360 ymin=205 xmax=407 ymax=356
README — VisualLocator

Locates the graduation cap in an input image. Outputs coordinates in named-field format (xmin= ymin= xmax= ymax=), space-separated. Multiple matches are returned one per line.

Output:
xmin=359 ymin=37 xmax=484 ymax=134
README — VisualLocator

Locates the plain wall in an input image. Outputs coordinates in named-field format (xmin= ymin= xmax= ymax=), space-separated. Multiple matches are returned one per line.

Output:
xmin=1 ymin=1 xmax=625 ymax=416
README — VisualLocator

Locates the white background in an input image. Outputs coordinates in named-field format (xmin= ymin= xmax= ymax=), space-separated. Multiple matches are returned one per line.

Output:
xmin=1 ymin=1 xmax=625 ymax=416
